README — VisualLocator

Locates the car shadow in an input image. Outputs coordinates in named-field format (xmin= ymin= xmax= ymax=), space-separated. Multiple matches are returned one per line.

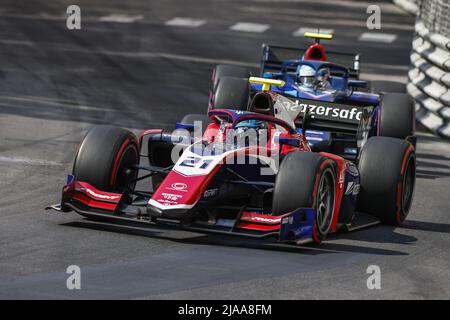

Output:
xmin=416 ymin=152 xmax=450 ymax=162
xmin=416 ymin=169 xmax=450 ymax=180
xmin=400 ymin=219 xmax=450 ymax=234
xmin=61 ymin=218 xmax=409 ymax=256
xmin=416 ymin=132 xmax=445 ymax=144
xmin=329 ymin=225 xmax=417 ymax=245
xmin=417 ymin=160 xmax=450 ymax=170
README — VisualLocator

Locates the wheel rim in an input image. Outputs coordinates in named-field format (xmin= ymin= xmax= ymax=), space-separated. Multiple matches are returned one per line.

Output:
xmin=315 ymin=169 xmax=335 ymax=235
xmin=114 ymin=144 xmax=138 ymax=193
xmin=401 ymin=155 xmax=415 ymax=216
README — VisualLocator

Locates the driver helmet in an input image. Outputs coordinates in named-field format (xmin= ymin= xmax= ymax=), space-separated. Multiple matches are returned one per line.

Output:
xmin=235 ymin=119 xmax=266 ymax=129
xmin=317 ymin=67 xmax=331 ymax=83
xmin=231 ymin=120 xmax=267 ymax=148
xmin=297 ymin=65 xmax=316 ymax=88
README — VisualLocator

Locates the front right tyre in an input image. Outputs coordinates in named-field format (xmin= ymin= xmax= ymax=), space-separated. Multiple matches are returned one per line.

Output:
xmin=272 ymin=151 xmax=336 ymax=244
xmin=73 ymin=125 xmax=139 ymax=193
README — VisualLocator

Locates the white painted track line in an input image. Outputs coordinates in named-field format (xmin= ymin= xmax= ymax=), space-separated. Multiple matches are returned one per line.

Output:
xmin=165 ymin=17 xmax=206 ymax=27
xmin=229 ymin=22 xmax=270 ymax=33
xmin=292 ymin=27 xmax=334 ymax=37
xmin=98 ymin=14 xmax=144 ymax=23
xmin=358 ymin=32 xmax=397 ymax=43
xmin=0 ymin=156 xmax=62 ymax=166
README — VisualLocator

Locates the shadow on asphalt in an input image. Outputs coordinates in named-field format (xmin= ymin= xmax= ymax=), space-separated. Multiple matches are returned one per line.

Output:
xmin=329 ymin=226 xmax=417 ymax=245
xmin=416 ymin=169 xmax=450 ymax=180
xmin=401 ymin=219 xmax=450 ymax=234
xmin=416 ymin=150 xmax=450 ymax=180
xmin=62 ymin=219 xmax=409 ymax=256
xmin=417 ymin=160 xmax=450 ymax=169
xmin=416 ymin=132 xmax=446 ymax=144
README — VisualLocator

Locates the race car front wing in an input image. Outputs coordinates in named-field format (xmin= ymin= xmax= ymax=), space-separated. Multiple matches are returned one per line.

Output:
xmin=46 ymin=176 xmax=317 ymax=244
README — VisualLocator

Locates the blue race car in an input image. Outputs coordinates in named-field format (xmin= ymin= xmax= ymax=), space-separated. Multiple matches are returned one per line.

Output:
xmin=209 ymin=32 xmax=416 ymax=158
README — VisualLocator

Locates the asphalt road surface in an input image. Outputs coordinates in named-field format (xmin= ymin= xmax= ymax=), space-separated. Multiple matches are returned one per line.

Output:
xmin=0 ymin=0 xmax=450 ymax=299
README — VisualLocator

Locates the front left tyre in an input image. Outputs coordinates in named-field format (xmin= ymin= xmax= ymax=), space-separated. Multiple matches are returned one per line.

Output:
xmin=357 ymin=137 xmax=416 ymax=225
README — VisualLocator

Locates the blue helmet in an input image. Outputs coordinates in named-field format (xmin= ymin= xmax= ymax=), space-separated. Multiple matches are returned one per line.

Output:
xmin=235 ymin=119 xmax=266 ymax=129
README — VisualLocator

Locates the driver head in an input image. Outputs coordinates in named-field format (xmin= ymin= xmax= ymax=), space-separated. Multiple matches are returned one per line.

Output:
xmin=235 ymin=119 xmax=266 ymax=129
xmin=297 ymin=65 xmax=316 ymax=88
xmin=317 ymin=67 xmax=331 ymax=82
xmin=232 ymin=120 xmax=268 ymax=148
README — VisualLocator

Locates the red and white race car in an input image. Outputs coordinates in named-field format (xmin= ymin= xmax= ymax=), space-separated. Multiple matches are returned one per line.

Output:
xmin=47 ymin=79 xmax=416 ymax=245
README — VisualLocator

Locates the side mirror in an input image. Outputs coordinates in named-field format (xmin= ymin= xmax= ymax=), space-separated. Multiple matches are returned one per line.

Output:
xmin=348 ymin=80 xmax=368 ymax=89
xmin=175 ymin=123 xmax=195 ymax=132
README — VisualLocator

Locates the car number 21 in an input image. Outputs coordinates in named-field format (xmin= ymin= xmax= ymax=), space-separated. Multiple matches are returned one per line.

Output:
xmin=179 ymin=156 xmax=213 ymax=170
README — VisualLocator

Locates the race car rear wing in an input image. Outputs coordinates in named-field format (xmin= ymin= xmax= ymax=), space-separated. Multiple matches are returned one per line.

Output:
xmin=292 ymin=98 xmax=373 ymax=135
xmin=260 ymin=44 xmax=361 ymax=79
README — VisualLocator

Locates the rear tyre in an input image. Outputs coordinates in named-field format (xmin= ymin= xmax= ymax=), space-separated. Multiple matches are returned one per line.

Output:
xmin=357 ymin=137 xmax=416 ymax=225
xmin=209 ymin=65 xmax=250 ymax=111
xmin=272 ymin=152 xmax=336 ymax=244
xmin=370 ymin=80 xmax=406 ymax=94
xmin=212 ymin=76 xmax=250 ymax=111
xmin=212 ymin=65 xmax=250 ymax=90
xmin=179 ymin=114 xmax=211 ymax=134
xmin=379 ymin=93 xmax=415 ymax=139
xmin=73 ymin=125 xmax=139 ymax=193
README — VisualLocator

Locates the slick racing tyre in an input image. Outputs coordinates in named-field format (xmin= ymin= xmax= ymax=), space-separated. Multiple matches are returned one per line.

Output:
xmin=370 ymin=80 xmax=406 ymax=94
xmin=179 ymin=114 xmax=211 ymax=134
xmin=73 ymin=125 xmax=139 ymax=193
xmin=212 ymin=65 xmax=250 ymax=90
xmin=379 ymin=93 xmax=415 ymax=139
xmin=272 ymin=151 xmax=336 ymax=244
xmin=212 ymin=76 xmax=251 ymax=111
xmin=209 ymin=65 xmax=250 ymax=111
xmin=357 ymin=137 xmax=416 ymax=225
